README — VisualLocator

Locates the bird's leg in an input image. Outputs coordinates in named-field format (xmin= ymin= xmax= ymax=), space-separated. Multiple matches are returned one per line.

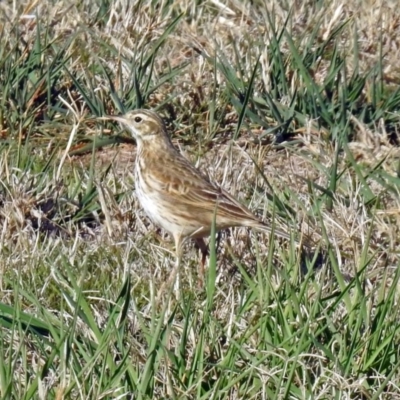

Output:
xmin=194 ymin=238 xmax=208 ymax=286
xmin=194 ymin=232 xmax=222 ymax=287
xmin=156 ymin=235 xmax=182 ymax=302
xmin=172 ymin=242 xmax=182 ymax=297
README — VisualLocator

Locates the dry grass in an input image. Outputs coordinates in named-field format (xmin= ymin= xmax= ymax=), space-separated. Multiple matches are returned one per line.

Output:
xmin=1 ymin=0 xmax=400 ymax=398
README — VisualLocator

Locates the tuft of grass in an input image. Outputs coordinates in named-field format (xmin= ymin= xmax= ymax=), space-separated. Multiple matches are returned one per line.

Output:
xmin=0 ymin=0 xmax=400 ymax=398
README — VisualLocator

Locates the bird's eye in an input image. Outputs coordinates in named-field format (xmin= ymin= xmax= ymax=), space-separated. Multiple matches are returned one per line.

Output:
xmin=134 ymin=116 xmax=142 ymax=123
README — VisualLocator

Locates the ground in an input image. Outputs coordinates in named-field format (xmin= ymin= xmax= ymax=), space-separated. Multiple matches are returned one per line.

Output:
xmin=0 ymin=0 xmax=400 ymax=398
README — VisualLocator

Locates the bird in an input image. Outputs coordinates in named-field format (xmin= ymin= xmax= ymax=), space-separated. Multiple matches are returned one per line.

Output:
xmin=100 ymin=109 xmax=297 ymax=289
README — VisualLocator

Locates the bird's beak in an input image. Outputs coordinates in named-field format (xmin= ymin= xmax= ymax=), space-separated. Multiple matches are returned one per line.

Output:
xmin=98 ymin=115 xmax=127 ymax=123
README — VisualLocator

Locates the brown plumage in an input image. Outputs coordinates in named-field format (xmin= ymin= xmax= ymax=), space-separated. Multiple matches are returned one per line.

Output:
xmin=100 ymin=109 xmax=296 ymax=288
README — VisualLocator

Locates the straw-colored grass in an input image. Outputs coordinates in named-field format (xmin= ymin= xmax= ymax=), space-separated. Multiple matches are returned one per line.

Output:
xmin=1 ymin=0 xmax=400 ymax=398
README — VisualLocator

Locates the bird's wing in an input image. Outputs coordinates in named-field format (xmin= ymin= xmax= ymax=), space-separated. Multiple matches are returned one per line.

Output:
xmin=145 ymin=150 xmax=294 ymax=241
xmin=149 ymin=152 xmax=259 ymax=223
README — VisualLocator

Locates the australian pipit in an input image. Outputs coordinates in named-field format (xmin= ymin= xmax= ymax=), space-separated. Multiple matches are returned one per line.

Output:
xmin=100 ymin=109 xmax=295 ymax=286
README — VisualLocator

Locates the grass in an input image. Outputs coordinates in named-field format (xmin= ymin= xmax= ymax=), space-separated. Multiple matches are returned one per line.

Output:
xmin=1 ymin=0 xmax=400 ymax=398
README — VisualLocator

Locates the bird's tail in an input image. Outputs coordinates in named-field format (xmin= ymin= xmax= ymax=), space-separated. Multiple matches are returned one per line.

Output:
xmin=251 ymin=221 xmax=292 ymax=241
xmin=246 ymin=220 xmax=313 ymax=247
